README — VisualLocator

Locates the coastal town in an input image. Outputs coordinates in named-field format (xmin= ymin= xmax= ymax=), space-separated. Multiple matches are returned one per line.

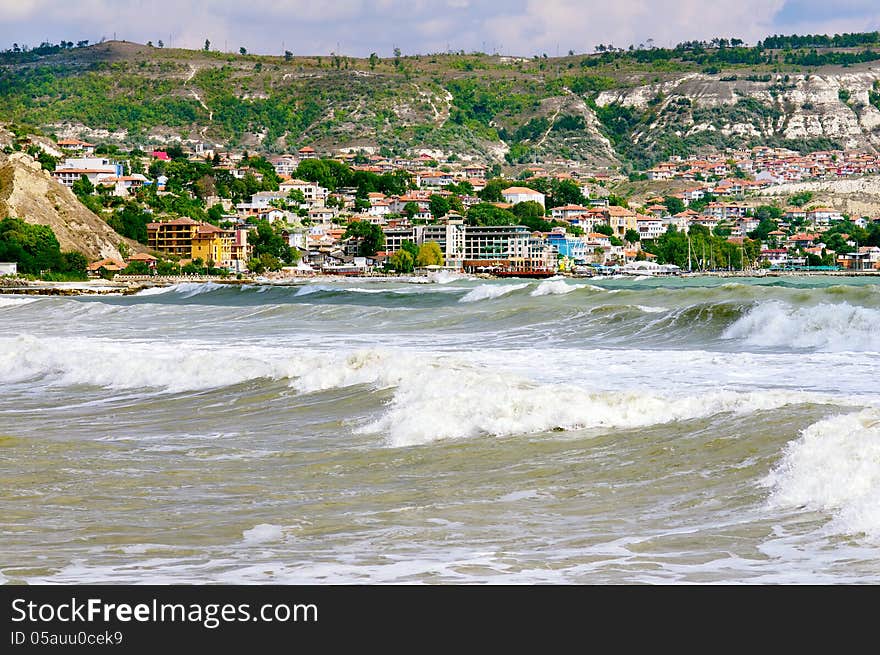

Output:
xmin=2 ymin=133 xmax=880 ymax=284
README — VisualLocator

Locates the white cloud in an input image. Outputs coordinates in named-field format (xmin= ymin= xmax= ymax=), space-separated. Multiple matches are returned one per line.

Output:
xmin=0 ymin=0 xmax=876 ymax=56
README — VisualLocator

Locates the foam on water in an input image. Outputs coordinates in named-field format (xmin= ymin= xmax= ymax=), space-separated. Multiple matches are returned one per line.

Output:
xmin=530 ymin=279 xmax=581 ymax=296
xmin=361 ymin=367 xmax=854 ymax=447
xmin=459 ymin=283 xmax=530 ymax=303
xmin=763 ymin=409 xmax=880 ymax=540
xmin=722 ymin=301 xmax=880 ymax=351
xmin=0 ymin=296 xmax=39 ymax=308
xmin=0 ymin=334 xmax=297 ymax=390
xmin=3 ymin=335 xmax=861 ymax=446
xmin=428 ymin=270 xmax=472 ymax=284
xmin=134 ymin=282 xmax=224 ymax=298
xmin=242 ymin=524 xmax=285 ymax=545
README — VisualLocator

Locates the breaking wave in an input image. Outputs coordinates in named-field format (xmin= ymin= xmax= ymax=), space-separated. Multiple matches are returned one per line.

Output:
xmin=763 ymin=409 xmax=880 ymax=540
xmin=459 ymin=283 xmax=529 ymax=303
xmin=722 ymin=301 xmax=880 ymax=351
xmin=1 ymin=336 xmax=858 ymax=447
xmin=0 ymin=296 xmax=40 ymax=308
xmin=530 ymin=279 xmax=580 ymax=296
xmin=135 ymin=282 xmax=225 ymax=298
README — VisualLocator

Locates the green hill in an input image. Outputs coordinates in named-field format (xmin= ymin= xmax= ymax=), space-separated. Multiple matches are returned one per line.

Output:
xmin=3 ymin=37 xmax=880 ymax=170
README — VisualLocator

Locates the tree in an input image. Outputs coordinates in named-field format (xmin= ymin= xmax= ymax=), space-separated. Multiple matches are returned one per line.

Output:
xmin=594 ymin=223 xmax=614 ymax=236
xmin=60 ymin=251 xmax=88 ymax=277
xmin=204 ymin=39 xmax=210 ymax=51
xmin=415 ymin=241 xmax=444 ymax=267
xmin=403 ymin=201 xmax=420 ymax=219
xmin=388 ymin=249 xmax=413 ymax=273
xmin=0 ymin=217 xmax=63 ymax=274
xmin=789 ymin=191 xmax=814 ymax=207
xmin=157 ymin=40 xmax=164 ymax=48
xmin=369 ymin=52 xmax=379 ymax=69
xmin=207 ymin=204 xmax=225 ymax=225
xmin=401 ymin=240 xmax=419 ymax=262
xmin=249 ymin=253 xmax=283 ymax=273
xmin=429 ymin=194 xmax=450 ymax=218
xmin=122 ymin=260 xmax=151 ymax=275
xmin=72 ymin=174 xmax=94 ymax=198
xmin=663 ymin=196 xmax=686 ymax=215
xmin=343 ymin=220 xmax=385 ymax=256
xmin=477 ymin=178 xmax=514 ymax=202
xmin=549 ymin=179 xmax=587 ymax=208
xmin=156 ymin=259 xmax=180 ymax=275
xmin=624 ymin=228 xmax=640 ymax=244
xmin=250 ymin=219 xmax=295 ymax=263
xmin=284 ymin=50 xmax=293 ymax=62
xmin=287 ymin=189 xmax=306 ymax=205
xmin=106 ymin=203 xmax=151 ymax=243
xmin=467 ymin=203 xmax=517 ymax=226
xmin=512 ymin=201 xmax=552 ymax=231
xmin=239 ymin=47 xmax=247 ymax=55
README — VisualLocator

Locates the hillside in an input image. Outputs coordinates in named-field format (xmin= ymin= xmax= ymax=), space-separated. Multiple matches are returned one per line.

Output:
xmin=2 ymin=39 xmax=880 ymax=169
xmin=756 ymin=174 xmax=880 ymax=218
xmin=0 ymin=152 xmax=142 ymax=260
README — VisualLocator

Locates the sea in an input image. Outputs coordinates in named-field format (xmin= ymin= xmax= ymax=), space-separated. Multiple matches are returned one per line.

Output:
xmin=1 ymin=273 xmax=879 ymax=584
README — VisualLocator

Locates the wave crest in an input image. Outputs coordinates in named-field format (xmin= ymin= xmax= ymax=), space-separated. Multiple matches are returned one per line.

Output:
xmin=763 ymin=409 xmax=880 ymax=540
xmin=722 ymin=301 xmax=880 ymax=351
xmin=459 ymin=283 xmax=529 ymax=303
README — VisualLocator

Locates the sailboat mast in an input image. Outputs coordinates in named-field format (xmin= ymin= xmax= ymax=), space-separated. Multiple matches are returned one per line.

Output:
xmin=687 ymin=233 xmax=692 ymax=272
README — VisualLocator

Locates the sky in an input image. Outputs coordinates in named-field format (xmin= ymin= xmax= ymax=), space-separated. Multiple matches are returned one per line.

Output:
xmin=1 ymin=0 xmax=879 ymax=58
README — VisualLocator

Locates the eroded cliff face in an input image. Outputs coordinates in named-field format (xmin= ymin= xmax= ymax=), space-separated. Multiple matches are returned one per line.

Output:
xmin=595 ymin=69 xmax=880 ymax=152
xmin=0 ymin=153 xmax=141 ymax=260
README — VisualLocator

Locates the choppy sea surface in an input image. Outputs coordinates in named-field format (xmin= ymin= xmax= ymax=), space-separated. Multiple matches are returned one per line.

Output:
xmin=1 ymin=274 xmax=879 ymax=583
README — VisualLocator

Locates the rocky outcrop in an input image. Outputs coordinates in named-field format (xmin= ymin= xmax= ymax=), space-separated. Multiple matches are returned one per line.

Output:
xmin=756 ymin=174 xmax=880 ymax=218
xmin=0 ymin=152 xmax=141 ymax=261
xmin=595 ymin=69 xmax=880 ymax=152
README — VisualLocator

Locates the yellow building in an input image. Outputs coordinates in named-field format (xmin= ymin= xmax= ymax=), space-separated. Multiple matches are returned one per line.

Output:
xmin=147 ymin=217 xmax=200 ymax=257
xmin=147 ymin=218 xmax=234 ymax=268
xmin=190 ymin=223 xmax=234 ymax=268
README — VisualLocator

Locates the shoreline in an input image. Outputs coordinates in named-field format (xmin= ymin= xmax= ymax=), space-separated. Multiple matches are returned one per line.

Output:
xmin=2 ymin=269 xmax=879 ymax=296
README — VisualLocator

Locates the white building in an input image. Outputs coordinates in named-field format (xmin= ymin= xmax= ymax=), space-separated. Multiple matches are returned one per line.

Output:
xmin=551 ymin=204 xmax=591 ymax=221
xmin=279 ymin=179 xmax=328 ymax=206
xmin=52 ymin=157 xmax=122 ymax=187
xmin=636 ymin=217 xmax=665 ymax=240
xmin=0 ymin=262 xmax=17 ymax=275
xmin=501 ymin=186 xmax=545 ymax=208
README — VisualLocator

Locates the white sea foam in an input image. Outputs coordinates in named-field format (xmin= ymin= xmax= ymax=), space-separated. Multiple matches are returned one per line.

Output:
xmin=459 ymin=283 xmax=529 ymax=303
xmin=722 ymin=301 xmax=880 ymax=351
xmin=763 ymin=409 xmax=880 ymax=540
xmin=0 ymin=296 xmax=39 ymax=308
xmin=294 ymin=284 xmax=332 ymax=296
xmin=530 ymin=279 xmax=581 ymax=296
xmin=135 ymin=282 xmax=224 ymax=298
xmin=635 ymin=305 xmax=668 ymax=314
xmin=0 ymin=335 xmax=295 ymax=390
xmin=134 ymin=286 xmax=175 ymax=296
xmin=428 ymin=270 xmax=471 ymax=284
xmin=346 ymin=352 xmax=853 ymax=446
xmin=1 ymin=335 xmax=865 ymax=447
xmin=242 ymin=524 xmax=285 ymax=545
